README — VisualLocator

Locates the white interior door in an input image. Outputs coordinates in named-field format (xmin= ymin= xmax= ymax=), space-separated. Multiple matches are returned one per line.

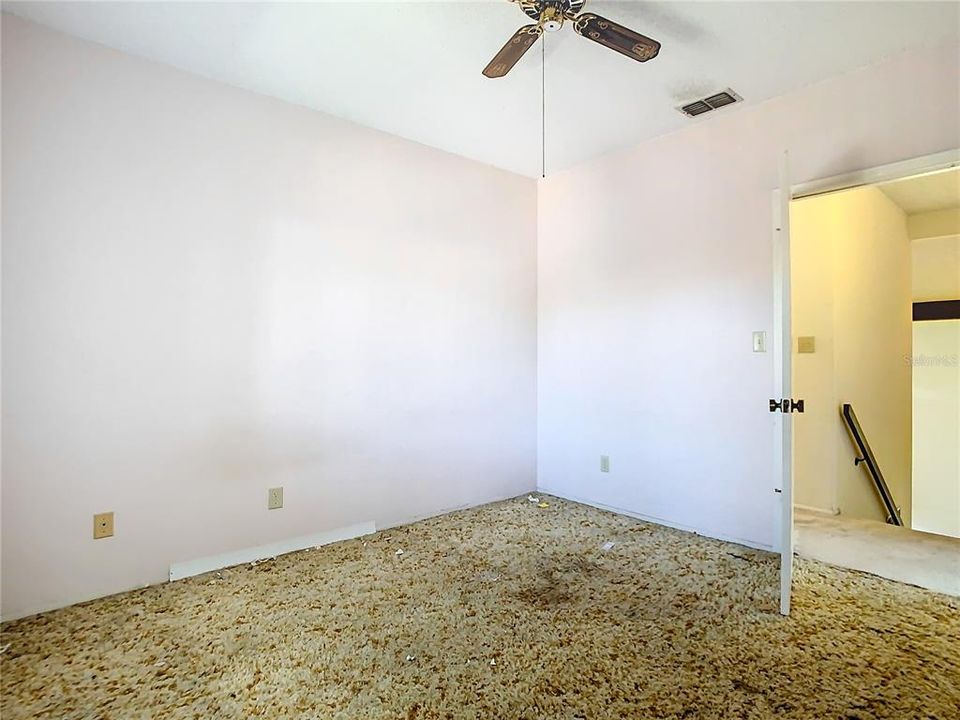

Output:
xmin=774 ymin=151 xmax=794 ymax=615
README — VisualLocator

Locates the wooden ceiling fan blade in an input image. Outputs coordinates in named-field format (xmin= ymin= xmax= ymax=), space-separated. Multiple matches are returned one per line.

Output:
xmin=573 ymin=13 xmax=661 ymax=63
xmin=482 ymin=24 xmax=542 ymax=78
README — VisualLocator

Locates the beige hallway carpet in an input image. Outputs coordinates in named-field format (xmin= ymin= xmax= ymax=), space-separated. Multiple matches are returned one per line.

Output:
xmin=795 ymin=507 xmax=960 ymax=596
xmin=2 ymin=495 xmax=958 ymax=719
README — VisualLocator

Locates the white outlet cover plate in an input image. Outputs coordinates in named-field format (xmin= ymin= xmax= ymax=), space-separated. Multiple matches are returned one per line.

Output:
xmin=268 ymin=487 xmax=283 ymax=509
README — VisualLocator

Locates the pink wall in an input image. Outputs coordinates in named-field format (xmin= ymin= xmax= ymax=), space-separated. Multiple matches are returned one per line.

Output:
xmin=537 ymin=40 xmax=960 ymax=548
xmin=4 ymin=13 xmax=959 ymax=619
xmin=1 ymin=17 xmax=538 ymax=620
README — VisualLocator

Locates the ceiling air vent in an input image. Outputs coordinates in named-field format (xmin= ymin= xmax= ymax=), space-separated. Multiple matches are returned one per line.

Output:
xmin=678 ymin=89 xmax=742 ymax=118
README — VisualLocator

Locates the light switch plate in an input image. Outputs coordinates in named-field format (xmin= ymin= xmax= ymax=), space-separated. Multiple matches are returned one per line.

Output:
xmin=600 ymin=455 xmax=610 ymax=473
xmin=268 ymin=487 xmax=283 ymax=510
xmin=752 ymin=331 xmax=766 ymax=353
xmin=798 ymin=336 xmax=816 ymax=353
xmin=93 ymin=512 xmax=114 ymax=539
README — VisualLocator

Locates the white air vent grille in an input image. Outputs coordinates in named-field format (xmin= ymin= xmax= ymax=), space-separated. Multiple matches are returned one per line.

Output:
xmin=678 ymin=89 xmax=742 ymax=118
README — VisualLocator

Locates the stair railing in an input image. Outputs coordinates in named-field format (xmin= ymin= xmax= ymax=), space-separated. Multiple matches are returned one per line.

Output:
xmin=840 ymin=403 xmax=904 ymax=526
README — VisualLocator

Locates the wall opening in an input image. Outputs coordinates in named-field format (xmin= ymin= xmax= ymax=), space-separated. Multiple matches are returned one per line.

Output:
xmin=788 ymin=164 xmax=959 ymax=595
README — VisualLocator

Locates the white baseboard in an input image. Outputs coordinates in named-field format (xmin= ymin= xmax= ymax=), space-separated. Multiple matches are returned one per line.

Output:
xmin=375 ymin=487 xmax=536 ymax=534
xmin=168 ymin=521 xmax=376 ymax=581
xmin=536 ymin=486 xmax=774 ymax=553
xmin=794 ymin=503 xmax=841 ymax=517
xmin=7 ymin=494 xmax=539 ymax=621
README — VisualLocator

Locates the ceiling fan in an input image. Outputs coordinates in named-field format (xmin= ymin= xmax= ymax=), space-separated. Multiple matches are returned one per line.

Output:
xmin=483 ymin=0 xmax=661 ymax=78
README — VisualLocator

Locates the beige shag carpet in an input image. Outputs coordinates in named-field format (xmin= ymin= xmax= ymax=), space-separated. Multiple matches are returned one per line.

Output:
xmin=2 ymin=496 xmax=958 ymax=719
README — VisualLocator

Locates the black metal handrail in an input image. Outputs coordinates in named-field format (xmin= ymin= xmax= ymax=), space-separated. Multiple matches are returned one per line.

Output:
xmin=840 ymin=403 xmax=904 ymax=526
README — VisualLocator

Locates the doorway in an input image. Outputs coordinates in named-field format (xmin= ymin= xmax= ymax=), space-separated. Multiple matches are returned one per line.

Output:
xmin=774 ymin=150 xmax=960 ymax=613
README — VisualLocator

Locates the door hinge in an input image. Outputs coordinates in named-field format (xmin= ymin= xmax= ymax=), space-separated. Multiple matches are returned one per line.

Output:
xmin=769 ymin=398 xmax=805 ymax=413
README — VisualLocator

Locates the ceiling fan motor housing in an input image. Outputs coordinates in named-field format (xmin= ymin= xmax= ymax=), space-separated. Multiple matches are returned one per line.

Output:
xmin=519 ymin=0 xmax=585 ymax=30
xmin=541 ymin=5 xmax=563 ymax=32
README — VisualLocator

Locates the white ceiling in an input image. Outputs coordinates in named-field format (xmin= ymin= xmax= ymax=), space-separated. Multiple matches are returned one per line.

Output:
xmin=880 ymin=169 xmax=960 ymax=215
xmin=5 ymin=1 xmax=959 ymax=177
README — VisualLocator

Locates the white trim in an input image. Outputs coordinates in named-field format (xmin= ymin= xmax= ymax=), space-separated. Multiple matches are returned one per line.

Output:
xmin=771 ymin=186 xmax=785 ymax=556
xmin=537 ymin=486 xmax=774 ymax=553
xmin=374 ymin=489 xmax=532 ymax=533
xmin=2 ymin=587 xmax=155 ymax=623
xmin=168 ymin=491 xmax=530 ymax=582
xmin=794 ymin=503 xmax=840 ymax=517
xmin=774 ymin=150 xmax=794 ymax=616
xmin=5 ymin=492 xmax=530 ymax=620
xmin=168 ymin=521 xmax=375 ymax=581
xmin=792 ymin=149 xmax=960 ymax=200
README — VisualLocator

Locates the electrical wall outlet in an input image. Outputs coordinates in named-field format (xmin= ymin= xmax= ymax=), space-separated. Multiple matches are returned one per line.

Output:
xmin=600 ymin=455 xmax=610 ymax=473
xmin=268 ymin=487 xmax=283 ymax=510
xmin=798 ymin=336 xmax=816 ymax=353
xmin=93 ymin=512 xmax=114 ymax=539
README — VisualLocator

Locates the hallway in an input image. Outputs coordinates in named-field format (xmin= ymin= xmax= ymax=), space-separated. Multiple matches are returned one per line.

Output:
xmin=795 ymin=507 xmax=960 ymax=596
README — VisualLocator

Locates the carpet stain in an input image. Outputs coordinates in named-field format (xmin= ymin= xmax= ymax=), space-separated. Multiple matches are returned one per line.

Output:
xmin=2 ymin=495 xmax=958 ymax=719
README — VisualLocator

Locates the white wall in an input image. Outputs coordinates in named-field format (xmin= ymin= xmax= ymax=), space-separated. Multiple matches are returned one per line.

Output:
xmin=791 ymin=187 xmax=912 ymax=524
xmin=831 ymin=189 xmax=912 ymax=524
xmin=792 ymin=187 xmax=915 ymax=524
xmin=911 ymin=320 xmax=960 ymax=538
xmin=4 ymin=16 xmax=959 ymax=620
xmin=911 ymin=223 xmax=960 ymax=538
xmin=1 ymin=17 xmax=538 ymax=620
xmin=790 ymin=194 xmax=839 ymax=515
xmin=537 ymin=40 xmax=959 ymax=549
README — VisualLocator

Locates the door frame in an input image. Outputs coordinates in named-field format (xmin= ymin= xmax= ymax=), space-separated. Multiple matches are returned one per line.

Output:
xmin=770 ymin=147 xmax=960 ymax=616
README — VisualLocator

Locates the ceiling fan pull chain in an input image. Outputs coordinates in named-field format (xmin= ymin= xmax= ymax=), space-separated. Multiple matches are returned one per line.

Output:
xmin=541 ymin=31 xmax=546 ymax=178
